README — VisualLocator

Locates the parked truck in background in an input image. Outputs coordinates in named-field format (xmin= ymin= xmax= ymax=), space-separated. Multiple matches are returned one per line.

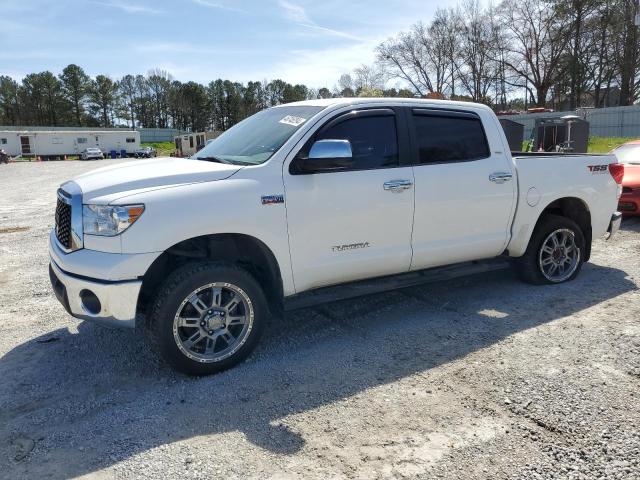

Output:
xmin=49 ymin=98 xmax=623 ymax=375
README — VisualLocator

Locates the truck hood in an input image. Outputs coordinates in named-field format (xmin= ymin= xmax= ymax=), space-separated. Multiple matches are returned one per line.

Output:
xmin=71 ymin=157 xmax=242 ymax=202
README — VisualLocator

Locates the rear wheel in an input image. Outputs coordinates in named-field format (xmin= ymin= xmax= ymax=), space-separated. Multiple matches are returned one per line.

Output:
xmin=148 ymin=262 xmax=267 ymax=375
xmin=515 ymin=214 xmax=585 ymax=285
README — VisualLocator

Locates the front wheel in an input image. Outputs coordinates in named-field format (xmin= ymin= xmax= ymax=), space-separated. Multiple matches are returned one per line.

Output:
xmin=515 ymin=214 xmax=585 ymax=285
xmin=148 ymin=262 xmax=267 ymax=375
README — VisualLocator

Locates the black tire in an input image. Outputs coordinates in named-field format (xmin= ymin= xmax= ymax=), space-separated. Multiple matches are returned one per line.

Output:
xmin=515 ymin=214 xmax=586 ymax=285
xmin=147 ymin=262 xmax=268 ymax=375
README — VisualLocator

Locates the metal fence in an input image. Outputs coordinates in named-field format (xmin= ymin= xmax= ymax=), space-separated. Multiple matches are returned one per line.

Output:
xmin=138 ymin=128 xmax=181 ymax=143
xmin=505 ymin=105 xmax=640 ymax=140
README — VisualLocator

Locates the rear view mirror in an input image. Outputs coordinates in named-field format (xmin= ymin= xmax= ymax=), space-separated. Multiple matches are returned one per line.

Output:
xmin=292 ymin=139 xmax=354 ymax=174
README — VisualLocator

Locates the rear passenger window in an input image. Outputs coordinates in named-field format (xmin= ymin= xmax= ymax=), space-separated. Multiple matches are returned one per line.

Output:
xmin=317 ymin=115 xmax=399 ymax=170
xmin=413 ymin=112 xmax=490 ymax=164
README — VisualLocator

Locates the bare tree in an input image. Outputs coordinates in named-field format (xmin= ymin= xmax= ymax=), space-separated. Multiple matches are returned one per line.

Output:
xmin=376 ymin=24 xmax=439 ymax=95
xmin=457 ymin=0 xmax=499 ymax=102
xmin=338 ymin=74 xmax=353 ymax=92
xmin=430 ymin=8 xmax=461 ymax=97
xmin=353 ymin=64 xmax=386 ymax=91
xmin=499 ymin=0 xmax=571 ymax=107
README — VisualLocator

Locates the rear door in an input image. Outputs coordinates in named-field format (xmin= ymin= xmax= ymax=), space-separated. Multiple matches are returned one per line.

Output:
xmin=284 ymin=108 xmax=415 ymax=292
xmin=409 ymin=108 xmax=516 ymax=270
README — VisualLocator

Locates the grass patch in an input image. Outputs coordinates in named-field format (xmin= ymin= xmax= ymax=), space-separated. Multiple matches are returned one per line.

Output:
xmin=588 ymin=136 xmax=632 ymax=154
xmin=522 ymin=136 xmax=634 ymax=154
xmin=141 ymin=141 xmax=175 ymax=157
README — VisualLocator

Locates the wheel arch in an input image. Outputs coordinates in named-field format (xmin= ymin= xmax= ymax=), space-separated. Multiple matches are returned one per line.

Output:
xmin=531 ymin=196 xmax=592 ymax=261
xmin=137 ymin=233 xmax=284 ymax=320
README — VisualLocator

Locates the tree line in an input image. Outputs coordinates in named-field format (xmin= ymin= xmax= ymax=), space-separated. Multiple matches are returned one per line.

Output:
xmin=361 ymin=0 xmax=639 ymax=110
xmin=0 ymin=0 xmax=637 ymax=132
xmin=0 ymin=64 xmax=414 ymax=132
xmin=0 ymin=66 xmax=322 ymax=132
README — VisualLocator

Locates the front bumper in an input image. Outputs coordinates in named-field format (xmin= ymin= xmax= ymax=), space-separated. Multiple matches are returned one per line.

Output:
xmin=49 ymin=259 xmax=141 ymax=329
xmin=48 ymin=229 xmax=156 ymax=329
xmin=605 ymin=212 xmax=622 ymax=240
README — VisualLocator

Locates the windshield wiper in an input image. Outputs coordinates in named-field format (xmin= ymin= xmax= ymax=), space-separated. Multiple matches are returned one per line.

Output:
xmin=192 ymin=155 xmax=255 ymax=166
xmin=193 ymin=155 xmax=232 ymax=164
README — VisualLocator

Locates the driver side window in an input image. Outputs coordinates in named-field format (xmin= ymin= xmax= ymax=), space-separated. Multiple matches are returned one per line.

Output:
xmin=316 ymin=115 xmax=399 ymax=171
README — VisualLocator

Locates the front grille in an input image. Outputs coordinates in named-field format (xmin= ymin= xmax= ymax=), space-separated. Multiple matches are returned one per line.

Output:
xmin=55 ymin=195 xmax=72 ymax=248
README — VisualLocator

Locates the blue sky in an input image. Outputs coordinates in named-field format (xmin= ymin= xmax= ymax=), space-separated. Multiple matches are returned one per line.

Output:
xmin=0 ymin=0 xmax=463 ymax=89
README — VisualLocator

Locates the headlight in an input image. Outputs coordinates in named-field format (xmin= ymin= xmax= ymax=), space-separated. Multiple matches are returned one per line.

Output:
xmin=83 ymin=204 xmax=145 ymax=236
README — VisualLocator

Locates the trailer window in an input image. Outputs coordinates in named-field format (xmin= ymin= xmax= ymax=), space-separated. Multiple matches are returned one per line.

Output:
xmin=412 ymin=111 xmax=490 ymax=164
xmin=189 ymin=137 xmax=194 ymax=148
xmin=126 ymin=137 xmax=136 ymax=143
xmin=0 ymin=138 xmax=6 ymax=144
xmin=77 ymin=138 xmax=87 ymax=144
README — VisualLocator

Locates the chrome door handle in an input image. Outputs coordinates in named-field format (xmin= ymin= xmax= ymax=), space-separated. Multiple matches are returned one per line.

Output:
xmin=383 ymin=179 xmax=413 ymax=192
xmin=489 ymin=172 xmax=513 ymax=184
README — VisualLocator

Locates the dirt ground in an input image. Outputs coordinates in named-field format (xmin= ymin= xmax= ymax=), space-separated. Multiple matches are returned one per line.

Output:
xmin=0 ymin=159 xmax=638 ymax=480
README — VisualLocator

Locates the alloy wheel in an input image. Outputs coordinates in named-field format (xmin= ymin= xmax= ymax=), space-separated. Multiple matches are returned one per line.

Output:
xmin=172 ymin=282 xmax=254 ymax=363
xmin=538 ymin=228 xmax=581 ymax=283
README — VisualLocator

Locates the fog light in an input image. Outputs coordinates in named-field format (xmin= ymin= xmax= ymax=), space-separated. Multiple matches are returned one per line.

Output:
xmin=80 ymin=289 xmax=101 ymax=315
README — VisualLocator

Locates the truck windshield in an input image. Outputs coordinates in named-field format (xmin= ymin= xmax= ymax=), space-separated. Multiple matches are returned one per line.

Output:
xmin=192 ymin=105 xmax=325 ymax=165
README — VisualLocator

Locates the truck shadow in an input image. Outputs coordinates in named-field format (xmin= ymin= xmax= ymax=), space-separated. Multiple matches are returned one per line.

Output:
xmin=620 ymin=216 xmax=640 ymax=232
xmin=0 ymin=263 xmax=636 ymax=478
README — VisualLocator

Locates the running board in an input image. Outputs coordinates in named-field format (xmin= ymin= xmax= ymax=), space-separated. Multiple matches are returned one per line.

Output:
xmin=283 ymin=258 xmax=511 ymax=311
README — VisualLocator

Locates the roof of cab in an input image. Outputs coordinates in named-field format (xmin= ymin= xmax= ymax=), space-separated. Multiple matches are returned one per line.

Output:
xmin=274 ymin=97 xmax=494 ymax=112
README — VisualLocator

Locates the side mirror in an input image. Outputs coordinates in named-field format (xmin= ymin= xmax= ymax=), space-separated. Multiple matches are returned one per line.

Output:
xmin=292 ymin=139 xmax=353 ymax=174
xmin=308 ymin=139 xmax=352 ymax=159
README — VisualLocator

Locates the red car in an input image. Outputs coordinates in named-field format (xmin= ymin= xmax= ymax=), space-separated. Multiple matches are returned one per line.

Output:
xmin=611 ymin=141 xmax=640 ymax=216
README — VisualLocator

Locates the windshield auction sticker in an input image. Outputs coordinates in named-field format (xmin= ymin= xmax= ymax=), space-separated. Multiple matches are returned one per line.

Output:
xmin=279 ymin=115 xmax=307 ymax=127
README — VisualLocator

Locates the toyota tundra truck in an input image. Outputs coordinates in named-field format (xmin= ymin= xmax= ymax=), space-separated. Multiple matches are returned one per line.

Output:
xmin=49 ymin=98 xmax=623 ymax=375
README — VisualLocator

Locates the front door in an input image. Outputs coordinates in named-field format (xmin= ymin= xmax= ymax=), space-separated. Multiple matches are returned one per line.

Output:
xmin=284 ymin=108 xmax=415 ymax=293
xmin=20 ymin=136 xmax=31 ymax=155
xmin=409 ymin=108 xmax=517 ymax=270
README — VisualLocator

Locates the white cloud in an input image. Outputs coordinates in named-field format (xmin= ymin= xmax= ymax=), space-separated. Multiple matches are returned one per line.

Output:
xmin=133 ymin=41 xmax=254 ymax=56
xmin=267 ymin=38 xmax=382 ymax=87
xmin=191 ymin=0 xmax=247 ymax=13
xmin=134 ymin=42 xmax=217 ymax=55
xmin=277 ymin=0 xmax=362 ymax=41
xmin=278 ymin=0 xmax=310 ymax=23
xmin=91 ymin=1 xmax=163 ymax=14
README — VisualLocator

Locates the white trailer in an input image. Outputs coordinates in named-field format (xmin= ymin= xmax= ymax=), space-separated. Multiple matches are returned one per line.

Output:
xmin=174 ymin=131 xmax=222 ymax=157
xmin=0 ymin=130 xmax=140 ymax=159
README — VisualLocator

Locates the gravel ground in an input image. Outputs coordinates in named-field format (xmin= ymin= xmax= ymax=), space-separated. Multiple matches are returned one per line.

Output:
xmin=0 ymin=159 xmax=639 ymax=480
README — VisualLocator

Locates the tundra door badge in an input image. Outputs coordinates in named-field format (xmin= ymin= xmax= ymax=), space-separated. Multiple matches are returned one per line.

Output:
xmin=261 ymin=195 xmax=285 ymax=205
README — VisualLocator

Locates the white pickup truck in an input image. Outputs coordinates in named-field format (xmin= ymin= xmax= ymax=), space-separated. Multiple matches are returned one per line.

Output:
xmin=49 ymin=98 xmax=623 ymax=375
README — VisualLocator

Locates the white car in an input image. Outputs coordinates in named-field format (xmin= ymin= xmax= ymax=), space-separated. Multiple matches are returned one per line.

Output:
xmin=49 ymin=98 xmax=622 ymax=375
xmin=80 ymin=148 xmax=104 ymax=160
